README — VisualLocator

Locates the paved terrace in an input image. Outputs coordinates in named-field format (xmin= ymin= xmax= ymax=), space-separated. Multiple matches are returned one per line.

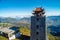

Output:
xmin=0 ymin=27 xmax=15 ymax=34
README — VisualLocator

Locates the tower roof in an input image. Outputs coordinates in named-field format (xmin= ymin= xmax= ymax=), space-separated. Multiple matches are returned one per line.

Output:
xmin=35 ymin=8 xmax=43 ymax=12
xmin=32 ymin=7 xmax=45 ymax=16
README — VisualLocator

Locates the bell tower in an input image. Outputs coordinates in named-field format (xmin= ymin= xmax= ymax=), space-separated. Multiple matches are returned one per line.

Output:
xmin=31 ymin=7 xmax=46 ymax=40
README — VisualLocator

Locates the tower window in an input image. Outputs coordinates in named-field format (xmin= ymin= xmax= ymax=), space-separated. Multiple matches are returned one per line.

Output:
xmin=36 ymin=25 xmax=39 ymax=29
xmin=36 ymin=32 xmax=39 ymax=35
xmin=36 ymin=18 xmax=39 ymax=21
xmin=36 ymin=39 xmax=38 ymax=40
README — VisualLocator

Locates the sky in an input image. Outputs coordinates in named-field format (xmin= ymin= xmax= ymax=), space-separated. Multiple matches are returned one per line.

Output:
xmin=0 ymin=0 xmax=60 ymax=17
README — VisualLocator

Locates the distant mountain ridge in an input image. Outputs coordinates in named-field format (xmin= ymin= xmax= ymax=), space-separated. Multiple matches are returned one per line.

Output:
xmin=0 ymin=16 xmax=60 ymax=25
xmin=0 ymin=16 xmax=31 ymax=24
xmin=47 ymin=15 xmax=60 ymax=26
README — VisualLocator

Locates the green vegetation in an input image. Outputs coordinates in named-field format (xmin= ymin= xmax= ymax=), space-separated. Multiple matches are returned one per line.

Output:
xmin=20 ymin=27 xmax=30 ymax=36
xmin=0 ymin=23 xmax=13 ymax=27
xmin=48 ymin=33 xmax=60 ymax=40
xmin=0 ymin=36 xmax=20 ymax=40
xmin=0 ymin=36 xmax=8 ymax=40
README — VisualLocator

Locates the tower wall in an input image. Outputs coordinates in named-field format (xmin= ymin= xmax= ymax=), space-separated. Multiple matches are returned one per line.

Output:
xmin=31 ymin=16 xmax=46 ymax=40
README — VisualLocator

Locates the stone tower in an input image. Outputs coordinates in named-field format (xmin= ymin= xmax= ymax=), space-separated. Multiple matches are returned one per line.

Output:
xmin=31 ymin=7 xmax=46 ymax=40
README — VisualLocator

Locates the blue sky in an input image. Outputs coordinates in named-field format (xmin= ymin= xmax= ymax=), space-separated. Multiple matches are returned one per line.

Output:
xmin=0 ymin=0 xmax=60 ymax=17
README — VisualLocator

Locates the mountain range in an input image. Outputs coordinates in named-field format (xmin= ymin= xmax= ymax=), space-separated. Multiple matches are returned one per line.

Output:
xmin=0 ymin=16 xmax=60 ymax=33
xmin=0 ymin=16 xmax=60 ymax=25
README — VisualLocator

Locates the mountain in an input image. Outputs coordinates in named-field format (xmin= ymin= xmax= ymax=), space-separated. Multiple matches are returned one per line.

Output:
xmin=47 ymin=16 xmax=60 ymax=36
xmin=46 ymin=16 xmax=60 ymax=26
xmin=0 ymin=17 xmax=30 ymax=23
xmin=0 ymin=15 xmax=60 ymax=30
xmin=47 ymin=25 xmax=60 ymax=37
xmin=20 ymin=17 xmax=31 ymax=23
xmin=0 ymin=15 xmax=60 ymax=25
xmin=0 ymin=17 xmax=18 ymax=24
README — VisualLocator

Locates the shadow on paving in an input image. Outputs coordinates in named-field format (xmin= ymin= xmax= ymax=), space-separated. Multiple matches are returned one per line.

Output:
xmin=18 ymin=35 xmax=30 ymax=40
